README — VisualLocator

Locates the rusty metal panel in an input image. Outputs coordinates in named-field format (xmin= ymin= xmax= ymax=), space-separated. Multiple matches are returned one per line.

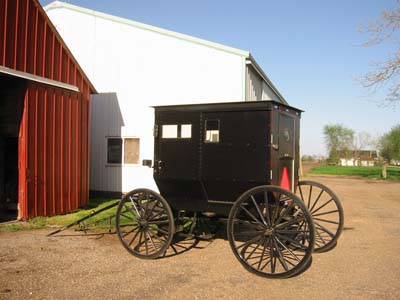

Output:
xmin=0 ymin=0 xmax=94 ymax=219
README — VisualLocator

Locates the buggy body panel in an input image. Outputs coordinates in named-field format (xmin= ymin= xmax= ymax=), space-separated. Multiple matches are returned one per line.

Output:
xmin=153 ymin=101 xmax=302 ymax=215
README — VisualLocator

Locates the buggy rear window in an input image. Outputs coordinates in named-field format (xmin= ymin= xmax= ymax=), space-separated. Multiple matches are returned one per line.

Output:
xmin=205 ymin=120 xmax=220 ymax=143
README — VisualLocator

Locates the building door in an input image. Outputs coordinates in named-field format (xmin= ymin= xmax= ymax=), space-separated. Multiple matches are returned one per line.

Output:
xmin=277 ymin=113 xmax=296 ymax=191
xmin=154 ymin=112 xmax=199 ymax=181
xmin=154 ymin=111 xmax=207 ymax=211
xmin=0 ymin=76 xmax=25 ymax=222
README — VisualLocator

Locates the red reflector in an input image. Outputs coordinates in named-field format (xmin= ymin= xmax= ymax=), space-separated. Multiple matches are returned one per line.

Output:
xmin=280 ymin=167 xmax=291 ymax=190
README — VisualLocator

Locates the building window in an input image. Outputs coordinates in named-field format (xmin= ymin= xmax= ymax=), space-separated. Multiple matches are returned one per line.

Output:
xmin=107 ymin=137 xmax=140 ymax=164
xmin=162 ymin=124 xmax=192 ymax=139
xmin=107 ymin=138 xmax=122 ymax=164
xmin=205 ymin=120 xmax=220 ymax=143
xmin=124 ymin=138 xmax=140 ymax=164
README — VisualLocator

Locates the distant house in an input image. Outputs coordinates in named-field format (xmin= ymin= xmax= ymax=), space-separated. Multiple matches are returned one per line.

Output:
xmin=339 ymin=150 xmax=378 ymax=167
xmin=44 ymin=1 xmax=288 ymax=194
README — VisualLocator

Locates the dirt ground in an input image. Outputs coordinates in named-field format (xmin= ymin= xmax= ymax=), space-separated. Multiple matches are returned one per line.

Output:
xmin=1 ymin=175 xmax=400 ymax=300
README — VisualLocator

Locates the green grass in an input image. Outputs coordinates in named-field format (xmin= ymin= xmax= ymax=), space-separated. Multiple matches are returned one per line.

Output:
xmin=0 ymin=198 xmax=120 ymax=232
xmin=309 ymin=165 xmax=400 ymax=180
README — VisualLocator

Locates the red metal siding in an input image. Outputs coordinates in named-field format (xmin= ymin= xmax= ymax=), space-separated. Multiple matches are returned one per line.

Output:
xmin=18 ymin=83 xmax=90 ymax=218
xmin=0 ymin=0 xmax=92 ymax=89
xmin=1 ymin=0 xmax=94 ymax=219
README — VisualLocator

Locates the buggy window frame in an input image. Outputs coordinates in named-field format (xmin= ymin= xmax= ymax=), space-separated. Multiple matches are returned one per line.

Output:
xmin=204 ymin=119 xmax=220 ymax=143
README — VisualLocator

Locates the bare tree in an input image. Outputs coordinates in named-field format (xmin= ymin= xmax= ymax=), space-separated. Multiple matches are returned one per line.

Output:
xmin=359 ymin=1 xmax=400 ymax=106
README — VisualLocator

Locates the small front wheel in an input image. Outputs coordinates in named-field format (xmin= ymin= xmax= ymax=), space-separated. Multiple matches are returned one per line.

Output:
xmin=227 ymin=185 xmax=315 ymax=278
xmin=116 ymin=188 xmax=175 ymax=259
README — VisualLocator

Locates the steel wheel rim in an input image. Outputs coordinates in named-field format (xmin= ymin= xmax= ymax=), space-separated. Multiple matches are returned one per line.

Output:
xmin=297 ymin=181 xmax=344 ymax=253
xmin=116 ymin=189 xmax=175 ymax=259
xmin=227 ymin=185 xmax=315 ymax=278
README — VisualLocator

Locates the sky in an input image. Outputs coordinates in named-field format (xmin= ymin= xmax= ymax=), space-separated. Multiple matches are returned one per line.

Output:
xmin=39 ymin=0 xmax=400 ymax=156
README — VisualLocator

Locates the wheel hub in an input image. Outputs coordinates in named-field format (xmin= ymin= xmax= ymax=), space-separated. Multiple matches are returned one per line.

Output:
xmin=264 ymin=228 xmax=274 ymax=236
xmin=138 ymin=218 xmax=148 ymax=229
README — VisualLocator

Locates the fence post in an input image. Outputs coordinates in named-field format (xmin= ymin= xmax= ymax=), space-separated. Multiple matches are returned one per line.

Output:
xmin=382 ymin=162 xmax=387 ymax=179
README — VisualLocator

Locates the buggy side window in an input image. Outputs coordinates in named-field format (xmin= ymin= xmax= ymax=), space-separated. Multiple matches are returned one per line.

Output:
xmin=162 ymin=125 xmax=178 ymax=138
xmin=162 ymin=124 xmax=192 ymax=139
xmin=205 ymin=119 xmax=220 ymax=143
xmin=180 ymin=124 xmax=192 ymax=138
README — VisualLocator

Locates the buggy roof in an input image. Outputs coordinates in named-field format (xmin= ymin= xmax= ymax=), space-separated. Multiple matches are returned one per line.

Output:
xmin=152 ymin=100 xmax=303 ymax=115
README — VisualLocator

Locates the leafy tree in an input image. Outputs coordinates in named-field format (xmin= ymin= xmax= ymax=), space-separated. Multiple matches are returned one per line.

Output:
xmin=323 ymin=124 xmax=355 ymax=162
xmin=359 ymin=1 xmax=400 ymax=106
xmin=379 ymin=124 xmax=400 ymax=161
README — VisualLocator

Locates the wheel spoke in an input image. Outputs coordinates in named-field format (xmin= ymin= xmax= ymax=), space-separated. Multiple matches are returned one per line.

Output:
xmin=147 ymin=219 xmax=170 ymax=225
xmin=122 ymin=226 xmax=139 ymax=238
xmin=129 ymin=196 xmax=142 ymax=218
xmin=251 ymin=195 xmax=268 ymax=227
xmin=307 ymin=185 xmax=313 ymax=208
xmin=272 ymin=192 xmax=281 ymax=222
xmin=275 ymin=236 xmax=301 ymax=262
xmin=313 ymin=217 xmax=339 ymax=225
xmin=156 ymin=227 xmax=170 ymax=236
xmin=148 ymin=207 xmax=167 ymax=222
xmin=233 ymin=219 xmax=263 ymax=229
xmin=269 ymin=238 xmax=276 ymax=274
xmin=246 ymin=237 xmax=264 ymax=261
xmin=146 ymin=199 xmax=161 ymax=219
xmin=235 ymin=233 xmax=264 ymax=251
xmin=314 ymin=221 xmax=335 ymax=237
xmin=144 ymin=233 xmax=149 ymax=255
xmin=146 ymin=231 xmax=157 ymax=251
xmin=273 ymin=237 xmax=289 ymax=272
xmin=275 ymin=233 xmax=308 ymax=250
xmin=273 ymin=201 xmax=295 ymax=226
xmin=274 ymin=215 xmax=305 ymax=230
xmin=122 ymin=204 xmax=136 ymax=219
xmin=240 ymin=204 xmax=265 ymax=228
xmin=263 ymin=192 xmax=272 ymax=227
xmin=311 ymin=198 xmax=334 ymax=214
xmin=127 ymin=228 xmax=141 ymax=247
xmin=309 ymin=189 xmax=324 ymax=212
xmin=257 ymin=240 xmax=268 ymax=270
xmin=312 ymin=209 xmax=339 ymax=217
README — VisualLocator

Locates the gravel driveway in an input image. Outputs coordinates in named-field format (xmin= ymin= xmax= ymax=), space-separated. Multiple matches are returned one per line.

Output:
xmin=1 ymin=176 xmax=400 ymax=300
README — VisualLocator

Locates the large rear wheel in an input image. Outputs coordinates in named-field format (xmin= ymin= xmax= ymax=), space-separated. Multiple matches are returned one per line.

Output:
xmin=227 ymin=185 xmax=315 ymax=278
xmin=296 ymin=181 xmax=344 ymax=253
xmin=116 ymin=189 xmax=175 ymax=259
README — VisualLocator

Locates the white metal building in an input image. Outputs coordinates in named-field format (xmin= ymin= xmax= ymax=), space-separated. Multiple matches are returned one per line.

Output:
xmin=45 ymin=1 xmax=288 ymax=193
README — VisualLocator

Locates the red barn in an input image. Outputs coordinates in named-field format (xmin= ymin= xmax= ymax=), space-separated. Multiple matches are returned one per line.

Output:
xmin=0 ymin=0 xmax=96 ymax=220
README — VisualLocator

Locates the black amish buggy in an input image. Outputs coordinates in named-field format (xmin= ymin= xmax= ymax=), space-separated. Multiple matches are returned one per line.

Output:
xmin=50 ymin=100 xmax=344 ymax=278
xmin=114 ymin=100 xmax=344 ymax=278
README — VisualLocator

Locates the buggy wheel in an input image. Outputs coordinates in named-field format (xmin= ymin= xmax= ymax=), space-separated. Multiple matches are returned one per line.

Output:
xmin=296 ymin=181 xmax=344 ymax=253
xmin=116 ymin=188 xmax=175 ymax=259
xmin=227 ymin=185 xmax=315 ymax=278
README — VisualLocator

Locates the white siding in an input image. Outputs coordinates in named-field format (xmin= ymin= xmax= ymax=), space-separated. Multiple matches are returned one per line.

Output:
xmin=246 ymin=65 xmax=279 ymax=101
xmin=246 ymin=66 xmax=262 ymax=101
xmin=47 ymin=6 xmax=245 ymax=192
xmin=46 ymin=3 xmax=285 ymax=192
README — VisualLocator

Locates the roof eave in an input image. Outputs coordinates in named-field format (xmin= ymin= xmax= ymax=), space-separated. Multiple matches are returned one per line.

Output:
xmin=246 ymin=54 xmax=288 ymax=105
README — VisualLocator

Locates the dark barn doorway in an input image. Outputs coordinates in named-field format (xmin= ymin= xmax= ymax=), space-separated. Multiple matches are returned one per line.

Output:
xmin=0 ymin=75 xmax=25 ymax=222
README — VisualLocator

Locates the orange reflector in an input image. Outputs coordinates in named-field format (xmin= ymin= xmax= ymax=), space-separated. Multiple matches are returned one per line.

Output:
xmin=280 ymin=167 xmax=291 ymax=191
